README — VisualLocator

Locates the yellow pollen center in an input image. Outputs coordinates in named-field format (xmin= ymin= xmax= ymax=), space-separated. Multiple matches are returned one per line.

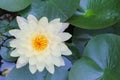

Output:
xmin=32 ymin=35 xmax=48 ymax=51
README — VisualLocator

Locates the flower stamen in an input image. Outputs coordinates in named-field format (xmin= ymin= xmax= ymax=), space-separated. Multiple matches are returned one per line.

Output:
xmin=32 ymin=35 xmax=48 ymax=51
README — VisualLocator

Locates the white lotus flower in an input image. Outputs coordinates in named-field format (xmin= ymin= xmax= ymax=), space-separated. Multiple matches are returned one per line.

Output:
xmin=9 ymin=15 xmax=72 ymax=74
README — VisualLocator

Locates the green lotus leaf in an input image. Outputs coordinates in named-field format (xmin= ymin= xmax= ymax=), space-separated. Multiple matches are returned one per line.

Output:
xmin=69 ymin=34 xmax=120 ymax=80
xmin=68 ymin=0 xmax=120 ymax=29
xmin=0 ymin=0 xmax=32 ymax=12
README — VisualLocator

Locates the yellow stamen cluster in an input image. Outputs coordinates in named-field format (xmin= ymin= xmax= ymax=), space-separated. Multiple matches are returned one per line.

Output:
xmin=32 ymin=35 xmax=48 ymax=52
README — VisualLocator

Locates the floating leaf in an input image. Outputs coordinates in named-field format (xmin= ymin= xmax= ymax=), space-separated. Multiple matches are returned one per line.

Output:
xmin=45 ymin=68 xmax=68 ymax=80
xmin=67 ymin=44 xmax=80 ymax=63
xmin=0 ymin=0 xmax=32 ymax=12
xmin=68 ymin=0 xmax=120 ymax=29
xmin=0 ymin=20 xmax=9 ymax=33
xmin=0 ymin=47 xmax=17 ymax=62
xmin=6 ymin=65 xmax=45 ymax=80
xmin=19 ymin=0 xmax=79 ymax=21
xmin=69 ymin=34 xmax=120 ymax=80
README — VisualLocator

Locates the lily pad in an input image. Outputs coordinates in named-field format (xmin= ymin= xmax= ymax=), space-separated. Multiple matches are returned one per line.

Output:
xmin=45 ymin=68 xmax=68 ymax=80
xmin=69 ymin=34 xmax=120 ymax=80
xmin=6 ymin=65 xmax=45 ymax=80
xmin=0 ymin=47 xmax=17 ymax=62
xmin=0 ymin=0 xmax=32 ymax=12
xmin=68 ymin=0 xmax=120 ymax=29
xmin=19 ymin=0 xmax=79 ymax=21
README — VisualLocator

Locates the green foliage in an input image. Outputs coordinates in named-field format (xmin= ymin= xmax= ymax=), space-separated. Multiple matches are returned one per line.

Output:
xmin=72 ymin=21 xmax=120 ymax=55
xmin=0 ymin=38 xmax=17 ymax=62
xmin=113 ymin=21 xmax=120 ymax=35
xmin=0 ymin=47 xmax=17 ymax=62
xmin=69 ymin=34 xmax=120 ymax=80
xmin=45 ymin=68 xmax=68 ymax=80
xmin=0 ymin=0 xmax=120 ymax=80
xmin=0 ymin=20 xmax=9 ymax=33
xmin=68 ymin=0 xmax=120 ymax=29
xmin=19 ymin=0 xmax=79 ymax=21
xmin=67 ymin=44 xmax=80 ymax=63
xmin=0 ymin=20 xmax=18 ymax=34
xmin=6 ymin=65 xmax=45 ymax=80
xmin=0 ymin=0 xmax=32 ymax=12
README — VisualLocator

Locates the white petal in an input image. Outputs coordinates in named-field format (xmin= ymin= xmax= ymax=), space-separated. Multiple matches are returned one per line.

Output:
xmin=48 ymin=22 xmax=69 ymax=33
xmin=44 ymin=55 xmax=53 ymax=66
xmin=51 ymin=50 xmax=61 ymax=57
xmin=46 ymin=65 xmax=55 ymax=74
xmin=38 ymin=17 xmax=48 ymax=27
xmin=29 ymin=56 xmax=37 ymax=65
xmin=16 ymin=48 xmax=32 ymax=57
xmin=16 ymin=16 xmax=28 ymax=30
xmin=10 ymin=49 xmax=20 ymax=57
xmin=27 ymin=14 xmax=38 ymax=22
xmin=59 ymin=43 xmax=72 ymax=55
xmin=10 ymin=39 xmax=19 ymax=47
xmin=59 ymin=23 xmax=69 ymax=32
xmin=16 ymin=57 xmax=28 ymax=68
xmin=37 ymin=64 xmax=45 ymax=72
xmin=51 ymin=45 xmax=61 ymax=57
xmin=17 ymin=56 xmax=28 ymax=64
xmin=29 ymin=65 xmax=37 ymax=74
xmin=27 ymin=14 xmax=38 ymax=29
xmin=37 ymin=55 xmax=44 ymax=63
xmin=9 ymin=29 xmax=20 ymax=37
xmin=24 ymin=51 xmax=33 ymax=58
xmin=53 ymin=56 xmax=65 ymax=67
xmin=58 ymin=32 xmax=72 ymax=41
xmin=16 ymin=63 xmax=27 ymax=69
xmin=50 ymin=18 xmax=60 ymax=23
xmin=48 ymin=23 xmax=62 ymax=33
